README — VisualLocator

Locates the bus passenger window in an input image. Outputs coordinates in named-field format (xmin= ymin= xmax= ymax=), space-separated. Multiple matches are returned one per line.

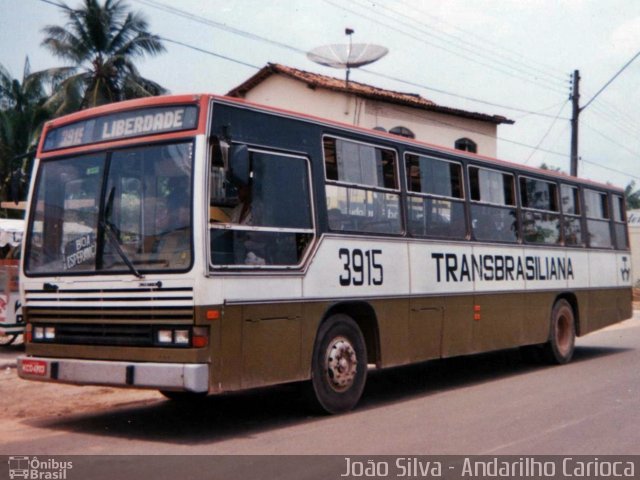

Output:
xmin=613 ymin=195 xmax=628 ymax=250
xmin=468 ymin=166 xmax=518 ymax=243
xmin=323 ymin=137 xmax=401 ymax=235
xmin=209 ymin=149 xmax=314 ymax=267
xmin=405 ymin=153 xmax=466 ymax=238
xmin=584 ymin=189 xmax=612 ymax=248
xmin=520 ymin=177 xmax=561 ymax=245
xmin=561 ymin=184 xmax=583 ymax=246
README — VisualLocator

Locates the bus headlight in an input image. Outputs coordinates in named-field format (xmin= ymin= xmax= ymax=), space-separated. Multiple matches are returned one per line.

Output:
xmin=44 ymin=327 xmax=56 ymax=340
xmin=174 ymin=329 xmax=190 ymax=345
xmin=157 ymin=329 xmax=174 ymax=344
xmin=34 ymin=326 xmax=44 ymax=340
xmin=33 ymin=325 xmax=56 ymax=342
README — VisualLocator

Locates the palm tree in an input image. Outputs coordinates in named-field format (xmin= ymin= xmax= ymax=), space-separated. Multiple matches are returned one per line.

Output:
xmin=41 ymin=0 xmax=167 ymax=109
xmin=0 ymin=59 xmax=52 ymax=205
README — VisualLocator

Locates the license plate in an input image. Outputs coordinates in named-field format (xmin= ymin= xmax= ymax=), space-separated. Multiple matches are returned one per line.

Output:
xmin=21 ymin=359 xmax=48 ymax=376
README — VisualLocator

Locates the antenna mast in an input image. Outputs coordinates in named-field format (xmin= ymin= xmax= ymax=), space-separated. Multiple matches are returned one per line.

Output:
xmin=345 ymin=28 xmax=354 ymax=87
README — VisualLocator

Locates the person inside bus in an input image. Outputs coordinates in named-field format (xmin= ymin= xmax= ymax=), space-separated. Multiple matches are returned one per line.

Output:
xmin=153 ymin=197 xmax=190 ymax=267
xmin=230 ymin=182 xmax=253 ymax=225
xmin=229 ymin=180 xmax=266 ymax=265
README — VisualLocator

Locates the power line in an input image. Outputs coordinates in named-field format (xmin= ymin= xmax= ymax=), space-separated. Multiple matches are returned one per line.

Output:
xmin=582 ymin=122 xmax=640 ymax=158
xmin=391 ymin=0 xmax=569 ymax=85
xmin=582 ymin=48 xmax=640 ymax=111
xmin=581 ymin=157 xmax=640 ymax=182
xmin=160 ymin=37 xmax=261 ymax=70
xmin=34 ymin=0 xmax=640 ymax=183
xmin=524 ymin=100 xmax=570 ymax=164
xmin=322 ymin=0 xmax=568 ymax=96
xmin=134 ymin=0 xmax=306 ymax=55
xmin=359 ymin=68 xmax=571 ymax=120
xmin=134 ymin=0 xmax=574 ymax=121
xmin=350 ymin=0 xmax=569 ymax=90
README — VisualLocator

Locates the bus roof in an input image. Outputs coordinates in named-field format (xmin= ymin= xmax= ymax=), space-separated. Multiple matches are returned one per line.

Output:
xmin=38 ymin=93 xmax=624 ymax=193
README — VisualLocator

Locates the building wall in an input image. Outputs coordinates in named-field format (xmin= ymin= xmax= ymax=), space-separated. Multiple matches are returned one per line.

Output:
xmin=627 ymin=209 xmax=640 ymax=285
xmin=241 ymin=75 xmax=498 ymax=157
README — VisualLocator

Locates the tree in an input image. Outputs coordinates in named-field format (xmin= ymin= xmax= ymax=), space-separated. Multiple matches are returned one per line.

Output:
xmin=41 ymin=0 xmax=167 ymax=110
xmin=0 ymin=59 xmax=52 ymax=206
xmin=624 ymin=181 xmax=640 ymax=210
xmin=539 ymin=163 xmax=564 ymax=173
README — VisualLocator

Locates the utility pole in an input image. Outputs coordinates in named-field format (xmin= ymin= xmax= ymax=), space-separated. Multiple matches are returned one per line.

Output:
xmin=568 ymin=48 xmax=640 ymax=177
xmin=570 ymin=70 xmax=580 ymax=177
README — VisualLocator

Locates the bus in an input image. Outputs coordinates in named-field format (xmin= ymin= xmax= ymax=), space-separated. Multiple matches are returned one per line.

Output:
xmin=17 ymin=94 xmax=632 ymax=413
xmin=0 ymin=217 xmax=24 ymax=346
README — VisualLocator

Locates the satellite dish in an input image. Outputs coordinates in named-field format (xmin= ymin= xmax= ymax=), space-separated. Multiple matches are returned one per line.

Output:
xmin=307 ymin=29 xmax=388 ymax=86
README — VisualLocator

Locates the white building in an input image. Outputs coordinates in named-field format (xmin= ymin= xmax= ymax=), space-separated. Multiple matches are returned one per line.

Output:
xmin=627 ymin=209 xmax=640 ymax=285
xmin=227 ymin=63 xmax=513 ymax=157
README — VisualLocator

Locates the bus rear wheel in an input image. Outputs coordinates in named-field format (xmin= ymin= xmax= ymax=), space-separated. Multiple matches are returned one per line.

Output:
xmin=542 ymin=299 xmax=576 ymax=364
xmin=310 ymin=314 xmax=367 ymax=414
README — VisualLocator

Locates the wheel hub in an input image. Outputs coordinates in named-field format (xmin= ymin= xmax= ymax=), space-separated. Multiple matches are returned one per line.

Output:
xmin=325 ymin=336 xmax=358 ymax=392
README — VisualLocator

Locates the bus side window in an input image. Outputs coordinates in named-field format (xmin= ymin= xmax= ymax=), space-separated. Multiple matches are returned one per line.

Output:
xmin=520 ymin=176 xmax=561 ymax=245
xmin=323 ymin=136 xmax=402 ymax=235
xmin=209 ymin=150 xmax=314 ymax=267
xmin=468 ymin=166 xmax=518 ymax=243
xmin=584 ymin=189 xmax=612 ymax=248
xmin=613 ymin=194 xmax=628 ymax=250
xmin=405 ymin=153 xmax=466 ymax=239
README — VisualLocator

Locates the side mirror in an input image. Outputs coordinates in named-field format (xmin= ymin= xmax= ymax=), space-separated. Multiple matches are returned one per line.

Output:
xmin=229 ymin=144 xmax=250 ymax=186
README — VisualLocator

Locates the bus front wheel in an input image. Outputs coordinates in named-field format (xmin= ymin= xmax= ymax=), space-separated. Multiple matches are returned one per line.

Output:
xmin=310 ymin=314 xmax=367 ymax=414
xmin=542 ymin=299 xmax=576 ymax=364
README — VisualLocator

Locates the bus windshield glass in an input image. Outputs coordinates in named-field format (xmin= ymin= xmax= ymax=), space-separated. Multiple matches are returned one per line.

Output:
xmin=25 ymin=141 xmax=194 ymax=275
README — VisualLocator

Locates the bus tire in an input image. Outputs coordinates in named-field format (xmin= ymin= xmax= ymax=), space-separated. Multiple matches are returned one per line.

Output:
xmin=542 ymin=299 xmax=576 ymax=365
xmin=309 ymin=314 xmax=367 ymax=414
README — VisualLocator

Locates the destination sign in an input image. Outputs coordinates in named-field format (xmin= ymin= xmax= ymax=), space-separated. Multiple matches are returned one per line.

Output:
xmin=43 ymin=105 xmax=198 ymax=151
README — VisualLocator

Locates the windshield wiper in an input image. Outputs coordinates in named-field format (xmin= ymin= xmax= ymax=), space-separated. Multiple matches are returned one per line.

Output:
xmin=100 ymin=187 xmax=144 ymax=279
xmin=101 ymin=219 xmax=144 ymax=279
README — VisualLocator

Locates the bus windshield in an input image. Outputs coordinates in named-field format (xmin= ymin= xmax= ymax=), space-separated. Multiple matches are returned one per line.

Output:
xmin=25 ymin=141 xmax=194 ymax=275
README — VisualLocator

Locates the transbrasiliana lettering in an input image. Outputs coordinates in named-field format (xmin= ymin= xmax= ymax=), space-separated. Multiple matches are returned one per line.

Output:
xmin=431 ymin=252 xmax=574 ymax=282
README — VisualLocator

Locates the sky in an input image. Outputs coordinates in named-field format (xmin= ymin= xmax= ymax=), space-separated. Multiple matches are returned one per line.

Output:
xmin=1 ymin=0 xmax=639 ymax=189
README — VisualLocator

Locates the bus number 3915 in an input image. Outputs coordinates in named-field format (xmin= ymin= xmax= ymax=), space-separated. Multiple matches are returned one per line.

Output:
xmin=338 ymin=248 xmax=384 ymax=286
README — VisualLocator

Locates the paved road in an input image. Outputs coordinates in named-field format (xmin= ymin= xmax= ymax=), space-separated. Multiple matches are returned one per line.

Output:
xmin=1 ymin=315 xmax=639 ymax=477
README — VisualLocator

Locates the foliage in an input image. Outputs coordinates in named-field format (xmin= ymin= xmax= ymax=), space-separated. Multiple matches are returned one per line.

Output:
xmin=539 ymin=163 xmax=564 ymax=173
xmin=0 ymin=59 xmax=52 ymax=206
xmin=41 ymin=0 xmax=167 ymax=110
xmin=0 ymin=1 xmax=168 ymax=207
xmin=625 ymin=181 xmax=640 ymax=210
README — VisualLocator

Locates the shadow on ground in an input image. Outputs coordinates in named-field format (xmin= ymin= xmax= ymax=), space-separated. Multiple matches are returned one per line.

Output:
xmin=29 ymin=344 xmax=627 ymax=445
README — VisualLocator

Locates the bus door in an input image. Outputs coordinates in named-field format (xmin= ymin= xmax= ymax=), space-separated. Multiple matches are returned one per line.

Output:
xmin=208 ymin=142 xmax=316 ymax=388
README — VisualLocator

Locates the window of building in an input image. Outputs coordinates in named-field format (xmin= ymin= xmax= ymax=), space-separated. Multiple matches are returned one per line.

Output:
xmin=468 ymin=166 xmax=517 ymax=242
xmin=389 ymin=126 xmax=415 ymax=139
xmin=324 ymin=137 xmax=401 ymax=234
xmin=584 ymin=189 xmax=612 ymax=248
xmin=520 ymin=177 xmax=560 ymax=245
xmin=405 ymin=153 xmax=465 ymax=238
xmin=455 ymin=137 xmax=477 ymax=153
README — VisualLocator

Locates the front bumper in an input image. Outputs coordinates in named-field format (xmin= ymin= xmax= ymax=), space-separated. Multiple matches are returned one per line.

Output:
xmin=17 ymin=356 xmax=209 ymax=392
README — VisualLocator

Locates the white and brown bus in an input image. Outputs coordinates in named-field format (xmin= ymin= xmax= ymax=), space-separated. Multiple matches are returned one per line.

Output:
xmin=18 ymin=94 xmax=632 ymax=413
